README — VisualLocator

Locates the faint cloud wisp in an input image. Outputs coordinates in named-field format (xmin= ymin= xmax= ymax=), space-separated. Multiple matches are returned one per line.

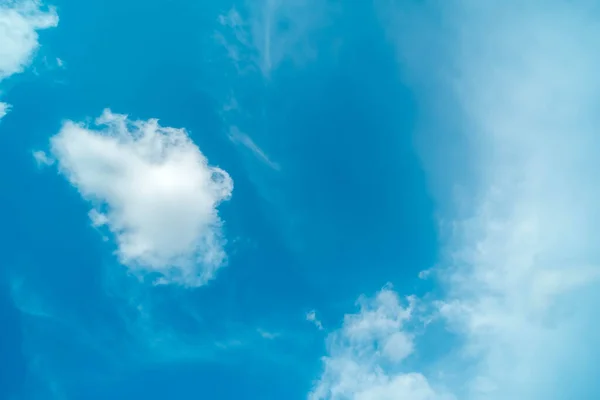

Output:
xmin=214 ymin=0 xmax=333 ymax=171
xmin=305 ymin=310 xmax=323 ymax=331
xmin=216 ymin=0 xmax=327 ymax=78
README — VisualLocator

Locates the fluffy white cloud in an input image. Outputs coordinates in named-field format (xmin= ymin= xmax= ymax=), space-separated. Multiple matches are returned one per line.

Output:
xmin=380 ymin=1 xmax=600 ymax=399
xmin=0 ymin=1 xmax=57 ymax=119
xmin=49 ymin=110 xmax=233 ymax=286
xmin=0 ymin=0 xmax=58 ymax=81
xmin=310 ymin=288 xmax=452 ymax=400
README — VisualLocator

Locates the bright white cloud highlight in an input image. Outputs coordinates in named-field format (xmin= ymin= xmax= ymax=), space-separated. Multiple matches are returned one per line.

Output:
xmin=49 ymin=110 xmax=233 ymax=286
xmin=310 ymin=288 xmax=452 ymax=400
xmin=0 ymin=0 xmax=58 ymax=81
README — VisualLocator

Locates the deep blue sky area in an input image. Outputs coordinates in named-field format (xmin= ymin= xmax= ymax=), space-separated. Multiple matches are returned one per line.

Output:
xmin=0 ymin=1 xmax=437 ymax=399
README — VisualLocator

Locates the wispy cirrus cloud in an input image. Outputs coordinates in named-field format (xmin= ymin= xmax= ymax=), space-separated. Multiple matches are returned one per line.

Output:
xmin=215 ymin=0 xmax=333 ymax=171
xmin=45 ymin=110 xmax=233 ymax=286
xmin=8 ymin=265 xmax=295 ymax=399
xmin=227 ymin=124 xmax=280 ymax=171
xmin=216 ymin=0 xmax=328 ymax=78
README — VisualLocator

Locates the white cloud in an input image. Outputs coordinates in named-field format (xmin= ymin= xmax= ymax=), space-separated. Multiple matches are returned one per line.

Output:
xmin=49 ymin=109 xmax=233 ymax=286
xmin=215 ymin=0 xmax=331 ymax=171
xmin=0 ymin=1 xmax=57 ymax=118
xmin=380 ymin=0 xmax=600 ymax=398
xmin=0 ymin=0 xmax=58 ymax=81
xmin=310 ymin=288 xmax=452 ymax=400
xmin=0 ymin=101 xmax=9 ymax=119
xmin=306 ymin=309 xmax=323 ymax=330
xmin=228 ymin=126 xmax=279 ymax=170
xmin=32 ymin=149 xmax=54 ymax=166
xmin=257 ymin=328 xmax=279 ymax=340
xmin=215 ymin=0 xmax=334 ymax=172
xmin=216 ymin=0 xmax=329 ymax=78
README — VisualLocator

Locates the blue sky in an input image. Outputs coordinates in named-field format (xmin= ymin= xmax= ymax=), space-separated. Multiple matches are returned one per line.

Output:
xmin=1 ymin=0 xmax=600 ymax=399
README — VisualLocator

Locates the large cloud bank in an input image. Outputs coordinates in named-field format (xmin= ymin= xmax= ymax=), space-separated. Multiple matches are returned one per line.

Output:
xmin=313 ymin=1 xmax=600 ymax=399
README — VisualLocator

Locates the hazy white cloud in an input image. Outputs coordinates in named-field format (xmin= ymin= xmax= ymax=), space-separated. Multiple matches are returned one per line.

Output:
xmin=49 ymin=110 xmax=233 ymax=286
xmin=257 ymin=328 xmax=280 ymax=340
xmin=380 ymin=1 xmax=600 ymax=399
xmin=216 ymin=0 xmax=328 ymax=78
xmin=0 ymin=0 xmax=58 ymax=81
xmin=306 ymin=309 xmax=323 ymax=330
xmin=310 ymin=288 xmax=452 ymax=400
xmin=228 ymin=126 xmax=279 ymax=170
xmin=32 ymin=149 xmax=54 ymax=166
xmin=0 ymin=102 xmax=9 ymax=119
xmin=215 ymin=0 xmax=331 ymax=171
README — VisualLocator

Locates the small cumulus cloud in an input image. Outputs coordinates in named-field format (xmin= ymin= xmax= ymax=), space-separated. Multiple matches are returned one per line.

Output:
xmin=32 ymin=150 xmax=54 ymax=167
xmin=306 ymin=309 xmax=323 ymax=330
xmin=47 ymin=109 xmax=233 ymax=286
